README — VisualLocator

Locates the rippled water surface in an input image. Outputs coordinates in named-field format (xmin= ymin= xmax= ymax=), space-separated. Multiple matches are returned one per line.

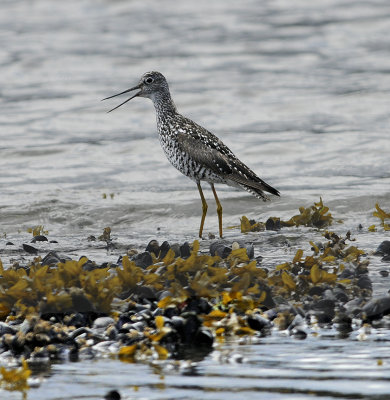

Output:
xmin=1 ymin=0 xmax=390 ymax=398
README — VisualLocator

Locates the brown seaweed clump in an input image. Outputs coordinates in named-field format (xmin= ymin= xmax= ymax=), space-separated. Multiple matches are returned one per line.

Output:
xmin=240 ymin=198 xmax=334 ymax=234
xmin=369 ymin=203 xmax=390 ymax=232
xmin=0 ymin=225 xmax=378 ymax=394
xmin=0 ymin=358 xmax=31 ymax=397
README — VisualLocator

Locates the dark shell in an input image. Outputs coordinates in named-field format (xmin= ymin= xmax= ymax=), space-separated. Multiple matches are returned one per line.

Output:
xmin=362 ymin=296 xmax=390 ymax=321
xmin=247 ymin=314 xmax=271 ymax=332
xmin=374 ymin=240 xmax=390 ymax=256
xmin=145 ymin=240 xmax=159 ymax=256
xmin=31 ymin=235 xmax=48 ymax=243
xmin=159 ymin=241 xmax=171 ymax=259
xmin=180 ymin=242 xmax=191 ymax=258
xmin=23 ymin=243 xmax=38 ymax=254
xmin=265 ymin=217 xmax=281 ymax=231
xmin=210 ymin=240 xmax=232 ymax=258
xmin=133 ymin=252 xmax=153 ymax=268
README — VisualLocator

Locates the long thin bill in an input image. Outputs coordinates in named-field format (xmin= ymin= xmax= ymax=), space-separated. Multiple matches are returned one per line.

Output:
xmin=106 ymin=91 xmax=140 ymax=113
xmin=102 ymin=84 xmax=141 ymax=113
xmin=102 ymin=84 xmax=140 ymax=101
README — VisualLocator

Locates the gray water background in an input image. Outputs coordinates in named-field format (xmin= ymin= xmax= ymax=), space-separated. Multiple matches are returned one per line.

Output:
xmin=1 ymin=0 xmax=390 ymax=398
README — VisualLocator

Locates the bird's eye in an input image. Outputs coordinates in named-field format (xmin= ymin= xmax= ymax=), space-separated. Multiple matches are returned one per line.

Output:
xmin=144 ymin=77 xmax=154 ymax=84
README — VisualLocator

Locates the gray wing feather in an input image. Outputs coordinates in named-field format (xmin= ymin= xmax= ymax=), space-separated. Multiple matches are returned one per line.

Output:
xmin=177 ymin=132 xmax=232 ymax=175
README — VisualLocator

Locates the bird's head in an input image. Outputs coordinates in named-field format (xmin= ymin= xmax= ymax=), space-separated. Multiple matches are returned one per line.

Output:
xmin=103 ymin=71 xmax=169 ymax=112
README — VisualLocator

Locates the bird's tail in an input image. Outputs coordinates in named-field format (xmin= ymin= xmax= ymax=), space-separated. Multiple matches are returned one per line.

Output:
xmin=229 ymin=174 xmax=280 ymax=201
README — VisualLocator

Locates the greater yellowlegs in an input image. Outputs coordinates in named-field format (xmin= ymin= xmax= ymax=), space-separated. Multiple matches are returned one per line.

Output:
xmin=103 ymin=71 xmax=279 ymax=238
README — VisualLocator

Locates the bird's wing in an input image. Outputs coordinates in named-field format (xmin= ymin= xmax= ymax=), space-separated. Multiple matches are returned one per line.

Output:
xmin=176 ymin=115 xmax=236 ymax=158
xmin=176 ymin=132 xmax=233 ymax=175
xmin=177 ymin=127 xmax=280 ymax=197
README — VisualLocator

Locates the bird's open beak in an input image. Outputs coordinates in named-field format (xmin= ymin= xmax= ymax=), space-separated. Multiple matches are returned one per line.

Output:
xmin=102 ymin=84 xmax=142 ymax=113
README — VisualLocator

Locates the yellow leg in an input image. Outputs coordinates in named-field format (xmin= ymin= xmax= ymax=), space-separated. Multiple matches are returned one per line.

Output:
xmin=197 ymin=182 xmax=208 ymax=238
xmin=210 ymin=183 xmax=223 ymax=238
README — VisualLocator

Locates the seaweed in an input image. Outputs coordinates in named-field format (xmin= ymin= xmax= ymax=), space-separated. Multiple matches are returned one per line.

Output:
xmin=370 ymin=203 xmax=390 ymax=232
xmin=239 ymin=198 xmax=334 ymax=234
xmin=281 ymin=198 xmax=333 ymax=228
xmin=27 ymin=225 xmax=48 ymax=237
xmin=0 ymin=358 xmax=31 ymax=397
xmin=0 ymin=199 xmax=374 ymax=373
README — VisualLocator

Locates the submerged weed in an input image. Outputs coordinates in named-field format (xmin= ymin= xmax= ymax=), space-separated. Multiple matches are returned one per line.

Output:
xmin=27 ymin=225 xmax=48 ymax=237
xmin=371 ymin=203 xmax=390 ymax=231
xmin=0 ymin=358 xmax=31 ymax=396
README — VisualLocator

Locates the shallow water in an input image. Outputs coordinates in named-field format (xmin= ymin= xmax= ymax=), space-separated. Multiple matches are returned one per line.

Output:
xmin=1 ymin=0 xmax=390 ymax=398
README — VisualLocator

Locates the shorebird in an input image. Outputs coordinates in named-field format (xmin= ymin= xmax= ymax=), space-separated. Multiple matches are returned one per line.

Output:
xmin=103 ymin=71 xmax=279 ymax=238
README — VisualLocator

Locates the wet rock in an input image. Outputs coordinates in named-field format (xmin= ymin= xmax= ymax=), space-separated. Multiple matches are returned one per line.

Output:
xmin=338 ymin=267 xmax=355 ymax=279
xmin=343 ymin=298 xmax=365 ymax=317
xmin=92 ymin=317 xmax=115 ymax=330
xmin=323 ymin=289 xmax=336 ymax=301
xmin=23 ymin=243 xmax=38 ymax=254
xmin=78 ymin=346 xmax=96 ymax=360
xmin=292 ymin=328 xmax=307 ymax=340
xmin=383 ymin=254 xmax=390 ymax=262
xmin=133 ymin=252 xmax=153 ymax=268
xmin=163 ymin=306 xmax=180 ymax=319
xmin=379 ymin=270 xmax=389 ymax=277
xmin=261 ymin=286 xmax=276 ymax=309
xmin=287 ymin=315 xmax=307 ymax=339
xmin=159 ymin=241 xmax=171 ymax=259
xmin=333 ymin=311 xmax=352 ymax=333
xmin=68 ymin=344 xmax=79 ymax=362
xmin=170 ymin=243 xmax=181 ymax=257
xmin=210 ymin=240 xmax=231 ymax=258
xmin=255 ymin=255 xmax=263 ymax=263
xmin=69 ymin=327 xmax=90 ymax=340
xmin=357 ymin=275 xmax=372 ymax=291
xmin=181 ymin=313 xmax=202 ymax=344
xmin=287 ymin=314 xmax=304 ymax=331
xmin=82 ymin=259 xmax=101 ymax=271
xmin=180 ymin=242 xmax=191 ymax=258
xmin=362 ymin=296 xmax=390 ymax=321
xmin=374 ymin=241 xmax=390 ymax=256
xmin=184 ymin=297 xmax=212 ymax=314
xmin=194 ymin=328 xmax=213 ymax=347
xmin=157 ymin=290 xmax=172 ymax=301
xmin=0 ymin=322 xmax=17 ymax=336
xmin=64 ymin=313 xmax=89 ymax=328
xmin=2 ymin=333 xmax=26 ymax=355
xmin=31 ymin=235 xmax=48 ymax=243
xmin=265 ymin=217 xmax=281 ymax=231
xmin=310 ymin=299 xmax=336 ymax=323
xmin=333 ymin=287 xmax=349 ymax=303
xmin=105 ymin=390 xmax=121 ymax=400
xmin=145 ymin=240 xmax=159 ymax=256
xmin=131 ymin=321 xmax=146 ymax=332
xmin=5 ymin=241 xmax=14 ymax=246
xmin=138 ymin=308 xmax=153 ymax=321
xmin=308 ymin=286 xmax=325 ymax=297
xmin=247 ymin=314 xmax=271 ymax=332
xmin=29 ymin=347 xmax=50 ymax=363
xmin=106 ymin=326 xmax=118 ymax=340
xmin=245 ymin=243 xmax=254 ymax=259
xmin=116 ymin=314 xmax=132 ymax=331
xmin=311 ymin=241 xmax=324 ymax=251
xmin=41 ymin=251 xmax=70 ymax=266
xmin=170 ymin=316 xmax=185 ymax=332
xmin=264 ymin=309 xmax=278 ymax=321
xmin=133 ymin=285 xmax=157 ymax=301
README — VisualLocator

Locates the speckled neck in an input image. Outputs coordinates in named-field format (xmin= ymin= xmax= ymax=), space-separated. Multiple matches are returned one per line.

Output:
xmin=151 ymin=89 xmax=178 ymax=127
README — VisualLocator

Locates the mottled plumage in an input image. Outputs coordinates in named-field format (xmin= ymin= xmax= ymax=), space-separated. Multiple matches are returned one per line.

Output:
xmin=104 ymin=71 xmax=280 ymax=238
